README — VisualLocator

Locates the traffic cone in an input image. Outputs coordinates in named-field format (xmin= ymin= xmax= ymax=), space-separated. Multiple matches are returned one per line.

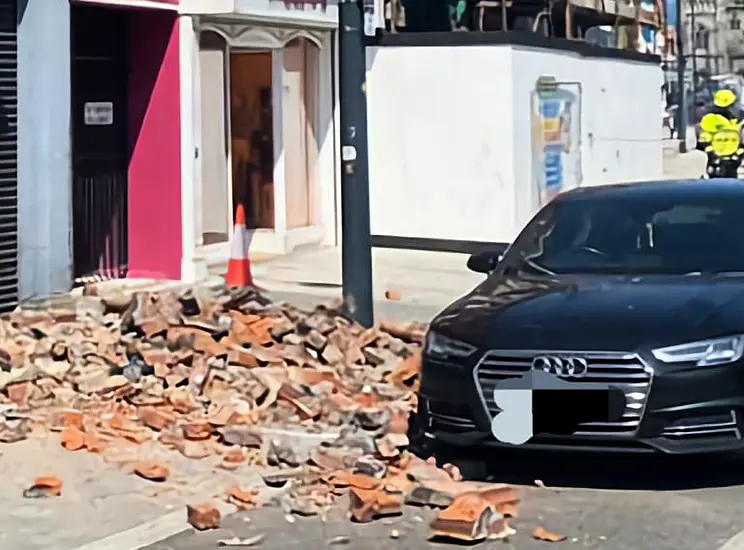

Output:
xmin=225 ymin=204 xmax=254 ymax=288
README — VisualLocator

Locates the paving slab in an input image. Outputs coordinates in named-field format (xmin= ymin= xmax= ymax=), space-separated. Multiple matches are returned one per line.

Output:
xmin=662 ymin=148 xmax=707 ymax=180
xmin=0 ymin=434 xmax=271 ymax=550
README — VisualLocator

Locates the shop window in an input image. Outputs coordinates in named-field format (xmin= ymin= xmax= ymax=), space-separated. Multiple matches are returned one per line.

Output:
xmin=229 ymin=51 xmax=275 ymax=230
xmin=199 ymin=31 xmax=232 ymax=245
xmin=283 ymin=37 xmax=320 ymax=230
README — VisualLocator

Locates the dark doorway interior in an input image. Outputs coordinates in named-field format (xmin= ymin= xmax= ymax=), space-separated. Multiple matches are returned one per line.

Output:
xmin=71 ymin=5 xmax=128 ymax=282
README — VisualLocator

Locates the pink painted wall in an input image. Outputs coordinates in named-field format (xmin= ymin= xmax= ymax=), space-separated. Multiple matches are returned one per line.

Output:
xmin=127 ymin=10 xmax=183 ymax=279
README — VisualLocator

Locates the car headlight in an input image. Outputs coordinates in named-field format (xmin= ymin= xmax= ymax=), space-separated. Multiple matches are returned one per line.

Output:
xmin=423 ymin=331 xmax=477 ymax=360
xmin=651 ymin=335 xmax=744 ymax=367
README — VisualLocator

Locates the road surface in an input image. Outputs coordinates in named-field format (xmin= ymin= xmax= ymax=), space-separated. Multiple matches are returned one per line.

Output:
xmin=142 ymin=449 xmax=744 ymax=550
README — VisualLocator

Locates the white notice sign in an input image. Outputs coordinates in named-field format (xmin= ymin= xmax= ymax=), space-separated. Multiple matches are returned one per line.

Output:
xmin=84 ymin=102 xmax=114 ymax=126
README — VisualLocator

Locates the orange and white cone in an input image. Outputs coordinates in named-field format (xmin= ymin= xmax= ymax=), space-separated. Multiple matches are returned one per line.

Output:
xmin=225 ymin=204 xmax=254 ymax=288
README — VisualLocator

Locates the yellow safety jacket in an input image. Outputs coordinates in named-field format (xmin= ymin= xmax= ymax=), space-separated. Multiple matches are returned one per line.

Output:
xmin=698 ymin=112 xmax=743 ymax=158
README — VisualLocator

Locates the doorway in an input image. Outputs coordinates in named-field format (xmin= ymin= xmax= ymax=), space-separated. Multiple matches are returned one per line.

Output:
xmin=71 ymin=5 xmax=129 ymax=280
xmin=229 ymin=51 xmax=275 ymax=230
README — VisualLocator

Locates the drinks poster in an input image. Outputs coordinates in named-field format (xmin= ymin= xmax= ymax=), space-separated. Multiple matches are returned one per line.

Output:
xmin=530 ymin=83 xmax=582 ymax=208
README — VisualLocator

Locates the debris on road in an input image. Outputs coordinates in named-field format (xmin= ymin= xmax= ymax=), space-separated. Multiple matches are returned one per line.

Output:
xmin=23 ymin=476 xmax=63 ymax=498
xmin=227 ymin=485 xmax=259 ymax=509
xmin=384 ymin=290 xmax=401 ymax=301
xmin=0 ymin=285 xmax=530 ymax=544
xmin=429 ymin=491 xmax=514 ymax=542
xmin=533 ymin=526 xmax=567 ymax=542
xmin=133 ymin=460 xmax=170 ymax=482
xmin=187 ymin=502 xmax=222 ymax=530
xmin=218 ymin=534 xmax=264 ymax=547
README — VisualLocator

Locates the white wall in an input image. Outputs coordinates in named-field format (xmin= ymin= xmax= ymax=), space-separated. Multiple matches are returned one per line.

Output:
xmin=366 ymin=45 xmax=516 ymax=244
xmin=510 ymin=46 xmax=663 ymax=230
xmin=366 ymin=44 xmax=663 ymax=245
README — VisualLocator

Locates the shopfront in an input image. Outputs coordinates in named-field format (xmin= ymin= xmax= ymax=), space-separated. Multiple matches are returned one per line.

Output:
xmin=18 ymin=0 xmax=183 ymax=302
xmin=70 ymin=1 xmax=182 ymax=282
xmin=178 ymin=1 xmax=338 ymax=280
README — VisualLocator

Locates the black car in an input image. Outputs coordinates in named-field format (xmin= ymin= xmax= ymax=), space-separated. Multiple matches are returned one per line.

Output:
xmin=418 ymin=179 xmax=744 ymax=455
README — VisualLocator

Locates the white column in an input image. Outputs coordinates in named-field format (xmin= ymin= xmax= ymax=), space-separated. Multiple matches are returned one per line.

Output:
xmin=179 ymin=15 xmax=208 ymax=282
xmin=318 ymin=32 xmax=337 ymax=246
xmin=18 ymin=0 xmax=72 ymax=298
xmin=272 ymin=49 xmax=287 ymax=234
xmin=192 ymin=21 xmax=205 ymax=251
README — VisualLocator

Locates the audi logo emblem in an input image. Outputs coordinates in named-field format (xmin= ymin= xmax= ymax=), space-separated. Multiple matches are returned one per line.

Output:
xmin=531 ymin=355 xmax=588 ymax=378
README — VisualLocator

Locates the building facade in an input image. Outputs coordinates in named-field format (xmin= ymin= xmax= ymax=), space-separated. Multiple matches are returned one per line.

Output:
xmin=720 ymin=0 xmax=744 ymax=72
xmin=679 ymin=0 xmax=744 ymax=74
xmin=19 ymin=0 xmax=183 ymax=300
xmin=682 ymin=0 xmax=724 ymax=74
xmin=17 ymin=0 xmax=341 ymax=301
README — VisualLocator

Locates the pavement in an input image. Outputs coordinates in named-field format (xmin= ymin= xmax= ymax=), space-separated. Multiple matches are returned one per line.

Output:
xmin=662 ymin=143 xmax=706 ymax=179
xmin=250 ymin=247 xmax=480 ymax=323
xmin=10 ymin=147 xmax=744 ymax=550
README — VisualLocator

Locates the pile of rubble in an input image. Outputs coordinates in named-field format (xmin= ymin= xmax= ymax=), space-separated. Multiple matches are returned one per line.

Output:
xmin=0 ymin=285 xmax=541 ymax=544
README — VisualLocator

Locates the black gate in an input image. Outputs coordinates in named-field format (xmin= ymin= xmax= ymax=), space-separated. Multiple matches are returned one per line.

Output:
xmin=0 ymin=0 xmax=17 ymax=312
xmin=71 ymin=5 xmax=128 ymax=282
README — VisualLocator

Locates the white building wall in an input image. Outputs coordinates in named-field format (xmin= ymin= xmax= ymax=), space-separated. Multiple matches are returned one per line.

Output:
xmin=366 ymin=45 xmax=516 ymax=244
xmin=366 ymin=43 xmax=663 ymax=246
xmin=510 ymin=46 xmax=663 ymax=230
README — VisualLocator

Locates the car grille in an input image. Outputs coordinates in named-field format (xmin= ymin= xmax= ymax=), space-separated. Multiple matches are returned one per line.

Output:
xmin=474 ymin=350 xmax=652 ymax=436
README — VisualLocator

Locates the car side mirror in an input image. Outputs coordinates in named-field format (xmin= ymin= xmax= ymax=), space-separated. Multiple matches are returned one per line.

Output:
xmin=467 ymin=251 xmax=502 ymax=274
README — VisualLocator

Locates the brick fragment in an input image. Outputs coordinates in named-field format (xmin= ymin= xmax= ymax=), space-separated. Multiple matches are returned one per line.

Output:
xmin=186 ymin=503 xmax=221 ymax=530
xmin=139 ymin=407 xmax=176 ymax=431
xmin=227 ymin=485 xmax=258 ymax=508
xmin=23 ymin=476 xmax=63 ymax=498
xmin=384 ymin=290 xmax=401 ymax=301
xmin=533 ymin=526 xmax=566 ymax=542
xmin=6 ymin=381 xmax=33 ymax=404
xmin=429 ymin=492 xmax=502 ymax=542
xmin=349 ymin=487 xmax=403 ymax=523
xmin=182 ymin=421 xmax=213 ymax=441
xmin=133 ymin=460 xmax=170 ymax=482
xmin=60 ymin=426 xmax=86 ymax=451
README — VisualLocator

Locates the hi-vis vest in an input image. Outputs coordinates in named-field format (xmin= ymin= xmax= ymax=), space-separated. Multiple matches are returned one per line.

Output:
xmin=699 ymin=113 xmax=743 ymax=157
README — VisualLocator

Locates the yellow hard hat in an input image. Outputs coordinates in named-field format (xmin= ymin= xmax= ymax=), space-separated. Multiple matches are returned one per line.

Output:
xmin=714 ymin=88 xmax=737 ymax=108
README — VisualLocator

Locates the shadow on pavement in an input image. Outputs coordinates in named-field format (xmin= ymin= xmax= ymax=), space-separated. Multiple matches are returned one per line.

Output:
xmin=428 ymin=444 xmax=744 ymax=492
xmin=407 ymin=407 xmax=744 ymax=491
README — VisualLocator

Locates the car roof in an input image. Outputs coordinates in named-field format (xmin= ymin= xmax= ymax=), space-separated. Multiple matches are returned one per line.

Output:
xmin=557 ymin=179 xmax=744 ymax=202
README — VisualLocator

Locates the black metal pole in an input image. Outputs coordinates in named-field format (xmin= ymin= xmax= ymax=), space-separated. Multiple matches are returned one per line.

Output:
xmin=338 ymin=0 xmax=374 ymax=328
xmin=690 ymin=0 xmax=697 ymax=104
xmin=712 ymin=0 xmax=720 ymax=74
xmin=676 ymin=0 xmax=688 ymax=153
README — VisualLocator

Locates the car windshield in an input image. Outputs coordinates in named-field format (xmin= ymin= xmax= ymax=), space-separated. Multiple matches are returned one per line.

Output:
xmin=502 ymin=193 xmax=744 ymax=276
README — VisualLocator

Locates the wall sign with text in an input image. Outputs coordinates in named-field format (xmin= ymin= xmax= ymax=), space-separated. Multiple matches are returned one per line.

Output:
xmin=84 ymin=102 xmax=114 ymax=126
